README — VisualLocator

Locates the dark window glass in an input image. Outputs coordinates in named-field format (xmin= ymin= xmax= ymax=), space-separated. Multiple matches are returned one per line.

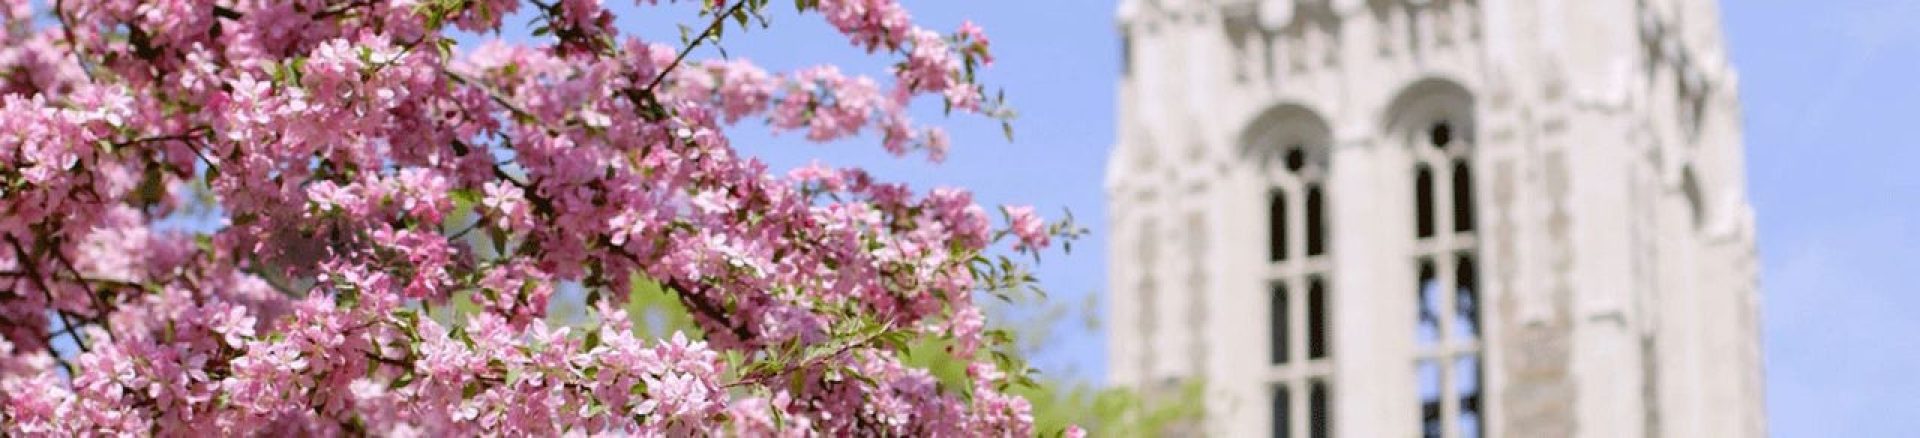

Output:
xmin=1430 ymin=122 xmax=1453 ymax=149
xmin=1285 ymin=146 xmax=1307 ymax=173
xmin=1270 ymin=190 xmax=1289 ymax=262
xmin=1307 ymin=278 xmax=1329 ymax=359
xmin=1306 ymin=185 xmax=1326 ymax=256
xmin=1418 ymin=260 xmax=1441 ymax=347
xmin=1456 ymin=255 xmax=1480 ymax=339
xmin=1453 ymin=159 xmax=1476 ymax=233
xmin=1457 ymin=355 xmax=1484 ymax=438
xmin=1309 ymin=380 xmax=1331 ymax=438
xmin=1416 ymin=165 xmax=1435 ymax=238
xmin=1272 ymin=283 xmax=1290 ymax=365
xmin=1274 ymin=385 xmax=1291 ymax=438
xmin=1419 ymin=359 xmax=1443 ymax=438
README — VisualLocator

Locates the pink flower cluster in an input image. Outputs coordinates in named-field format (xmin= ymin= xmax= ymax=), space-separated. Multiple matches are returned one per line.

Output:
xmin=1004 ymin=205 xmax=1052 ymax=251
xmin=0 ymin=0 xmax=1067 ymax=434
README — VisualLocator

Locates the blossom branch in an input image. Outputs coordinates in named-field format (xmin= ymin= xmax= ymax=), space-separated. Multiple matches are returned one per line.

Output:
xmin=640 ymin=0 xmax=752 ymax=97
xmin=5 ymin=236 xmax=91 ymax=356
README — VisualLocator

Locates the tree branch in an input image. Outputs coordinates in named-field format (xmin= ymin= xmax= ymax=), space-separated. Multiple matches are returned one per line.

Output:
xmin=639 ymin=1 xmax=751 ymax=97
xmin=6 ymin=236 xmax=93 ymax=355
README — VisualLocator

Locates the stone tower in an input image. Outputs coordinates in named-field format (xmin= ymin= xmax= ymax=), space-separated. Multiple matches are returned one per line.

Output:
xmin=1103 ymin=0 xmax=1764 ymax=437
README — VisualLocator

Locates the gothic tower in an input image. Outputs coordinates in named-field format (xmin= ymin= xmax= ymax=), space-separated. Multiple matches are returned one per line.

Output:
xmin=1104 ymin=0 xmax=1764 ymax=437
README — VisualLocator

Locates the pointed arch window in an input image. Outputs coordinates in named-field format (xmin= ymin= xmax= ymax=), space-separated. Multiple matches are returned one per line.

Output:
xmin=1257 ymin=131 xmax=1334 ymax=438
xmin=1270 ymin=191 xmax=1289 ymax=262
xmin=1306 ymin=186 xmax=1327 ymax=257
xmin=1452 ymin=159 xmax=1476 ymax=233
xmin=1411 ymin=119 xmax=1485 ymax=438
xmin=1416 ymin=164 xmax=1436 ymax=238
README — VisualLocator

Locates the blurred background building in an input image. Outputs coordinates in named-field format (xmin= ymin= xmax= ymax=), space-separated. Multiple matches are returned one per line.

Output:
xmin=1104 ymin=0 xmax=1765 ymax=436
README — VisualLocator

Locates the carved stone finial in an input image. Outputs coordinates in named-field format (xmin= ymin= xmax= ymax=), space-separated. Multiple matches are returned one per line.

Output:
xmin=1258 ymin=0 xmax=1294 ymax=31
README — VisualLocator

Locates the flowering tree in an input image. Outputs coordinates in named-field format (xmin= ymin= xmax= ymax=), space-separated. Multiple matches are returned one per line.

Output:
xmin=0 ymin=0 xmax=1087 ymax=434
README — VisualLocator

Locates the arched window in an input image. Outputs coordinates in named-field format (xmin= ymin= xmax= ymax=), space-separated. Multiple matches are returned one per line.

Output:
xmin=1310 ymin=380 xmax=1332 ymax=438
xmin=1273 ymin=386 xmax=1292 ymax=438
xmin=1307 ymin=277 xmax=1330 ymax=359
xmin=1415 ymin=164 xmax=1436 ymax=238
xmin=1452 ymin=159 xmax=1476 ymax=233
xmin=1271 ymin=283 xmax=1290 ymax=365
xmin=1456 ymin=255 xmax=1480 ymax=338
xmin=1270 ymin=191 xmax=1289 ymax=262
xmin=1410 ymin=119 xmax=1485 ymax=438
xmin=1247 ymin=109 xmax=1334 ymax=438
xmin=1306 ymin=186 xmax=1327 ymax=257
xmin=1417 ymin=260 xmax=1441 ymax=347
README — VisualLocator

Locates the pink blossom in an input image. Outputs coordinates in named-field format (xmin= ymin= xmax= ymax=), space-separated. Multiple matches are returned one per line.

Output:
xmin=0 ymin=0 xmax=1069 ymax=434
xmin=481 ymin=180 xmax=533 ymax=230
xmin=1004 ymin=205 xmax=1051 ymax=250
xmin=207 ymin=302 xmax=257 ymax=347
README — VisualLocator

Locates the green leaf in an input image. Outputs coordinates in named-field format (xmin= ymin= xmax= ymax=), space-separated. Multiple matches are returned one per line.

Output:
xmin=489 ymin=226 xmax=509 ymax=255
xmin=450 ymin=188 xmax=481 ymax=206
xmin=770 ymin=402 xmax=787 ymax=430
xmin=194 ymin=234 xmax=215 ymax=254
xmin=389 ymin=372 xmax=416 ymax=390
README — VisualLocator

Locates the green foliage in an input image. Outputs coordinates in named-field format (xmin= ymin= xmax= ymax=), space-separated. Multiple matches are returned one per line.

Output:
xmin=623 ymin=278 xmax=700 ymax=339
xmin=541 ymin=261 xmax=1205 ymax=436
xmin=899 ymin=335 xmax=1206 ymax=437
xmin=1015 ymin=379 xmax=1206 ymax=437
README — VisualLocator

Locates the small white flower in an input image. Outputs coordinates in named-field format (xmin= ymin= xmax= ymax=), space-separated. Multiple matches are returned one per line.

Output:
xmin=580 ymin=109 xmax=612 ymax=128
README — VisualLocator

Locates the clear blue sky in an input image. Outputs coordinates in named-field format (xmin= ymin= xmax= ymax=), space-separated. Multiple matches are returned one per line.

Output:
xmin=1727 ymin=0 xmax=1920 ymax=435
xmin=607 ymin=0 xmax=1913 ymax=434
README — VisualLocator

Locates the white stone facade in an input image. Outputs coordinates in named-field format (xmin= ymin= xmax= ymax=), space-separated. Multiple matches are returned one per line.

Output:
xmin=1104 ymin=0 xmax=1765 ymax=437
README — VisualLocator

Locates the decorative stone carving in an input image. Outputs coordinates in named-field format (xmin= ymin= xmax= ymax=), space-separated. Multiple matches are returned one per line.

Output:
xmin=1259 ymin=0 xmax=1295 ymax=30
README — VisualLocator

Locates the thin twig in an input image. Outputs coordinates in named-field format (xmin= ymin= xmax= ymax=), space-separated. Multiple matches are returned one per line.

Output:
xmin=7 ymin=236 xmax=92 ymax=356
xmin=639 ymin=1 xmax=751 ymax=96
xmin=0 ymin=270 xmax=145 ymax=290
xmin=52 ymin=0 xmax=93 ymax=80
xmin=725 ymin=322 xmax=894 ymax=389
xmin=48 ymin=250 xmax=116 ymax=334
xmin=443 ymin=70 xmax=541 ymax=124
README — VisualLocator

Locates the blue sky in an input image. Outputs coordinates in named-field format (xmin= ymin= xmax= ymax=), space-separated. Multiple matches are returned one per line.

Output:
xmin=1728 ymin=0 xmax=1920 ymax=435
xmin=546 ymin=0 xmax=1911 ymax=434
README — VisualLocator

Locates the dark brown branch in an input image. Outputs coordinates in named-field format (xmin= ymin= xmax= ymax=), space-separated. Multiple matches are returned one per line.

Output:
xmin=664 ymin=277 xmax=754 ymax=343
xmin=48 ymin=250 xmax=117 ymax=334
xmin=443 ymin=70 xmax=542 ymax=124
xmin=6 ymin=236 xmax=92 ymax=356
xmin=52 ymin=0 xmax=93 ymax=80
xmin=638 ymin=1 xmax=752 ymax=97
xmin=0 ymin=270 xmax=145 ymax=290
xmin=724 ymin=323 xmax=890 ymax=389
